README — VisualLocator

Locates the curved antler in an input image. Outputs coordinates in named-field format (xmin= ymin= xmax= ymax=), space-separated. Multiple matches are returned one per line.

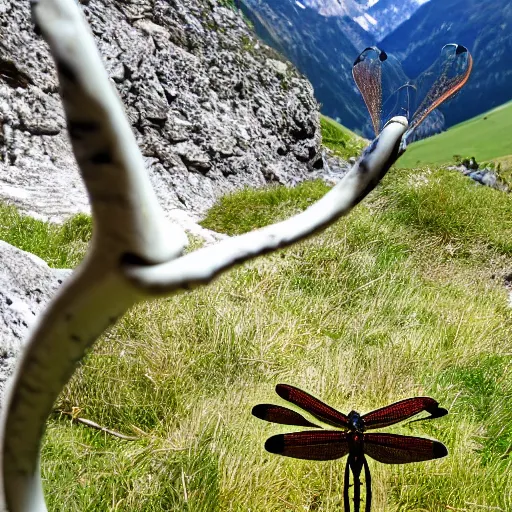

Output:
xmin=0 ymin=1 xmax=407 ymax=510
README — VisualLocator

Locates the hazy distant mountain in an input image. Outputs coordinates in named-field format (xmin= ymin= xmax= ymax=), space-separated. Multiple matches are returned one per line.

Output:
xmin=380 ymin=0 xmax=512 ymax=127
xmin=296 ymin=0 xmax=431 ymax=40
xmin=239 ymin=0 xmax=432 ymax=130
xmin=296 ymin=0 xmax=363 ymax=18
xmin=240 ymin=0 xmax=512 ymax=133
xmin=364 ymin=0 xmax=431 ymax=40
xmin=240 ymin=0 xmax=373 ymax=129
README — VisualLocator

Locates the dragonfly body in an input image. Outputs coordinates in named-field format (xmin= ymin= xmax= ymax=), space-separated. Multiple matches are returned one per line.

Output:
xmin=253 ymin=384 xmax=448 ymax=512
xmin=346 ymin=439 xmax=371 ymax=512
xmin=345 ymin=409 xmax=371 ymax=511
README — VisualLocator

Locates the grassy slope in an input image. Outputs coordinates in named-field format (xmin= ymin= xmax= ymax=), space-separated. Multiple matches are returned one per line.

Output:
xmin=2 ymin=119 xmax=511 ymax=511
xmin=320 ymin=115 xmax=366 ymax=159
xmin=4 ymin=159 xmax=511 ymax=510
xmin=0 ymin=206 xmax=91 ymax=268
xmin=398 ymin=101 xmax=512 ymax=168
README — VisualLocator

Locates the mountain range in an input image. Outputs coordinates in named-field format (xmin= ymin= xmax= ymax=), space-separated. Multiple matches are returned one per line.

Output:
xmin=290 ymin=0 xmax=430 ymax=39
xmin=240 ymin=0 xmax=512 ymax=134
xmin=380 ymin=0 xmax=512 ymax=127
xmin=239 ymin=0 xmax=372 ymax=128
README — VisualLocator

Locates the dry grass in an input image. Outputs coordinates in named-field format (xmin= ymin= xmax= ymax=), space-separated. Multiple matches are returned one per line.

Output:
xmin=12 ymin=166 xmax=506 ymax=510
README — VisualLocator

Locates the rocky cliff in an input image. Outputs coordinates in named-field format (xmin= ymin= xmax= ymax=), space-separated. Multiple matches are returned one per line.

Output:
xmin=0 ymin=241 xmax=70 ymax=400
xmin=0 ymin=0 xmax=329 ymax=392
xmin=0 ymin=0 xmax=322 ymax=223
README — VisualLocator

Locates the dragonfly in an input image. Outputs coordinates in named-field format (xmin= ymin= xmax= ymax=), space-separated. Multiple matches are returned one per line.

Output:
xmin=352 ymin=43 xmax=473 ymax=149
xmin=252 ymin=384 xmax=448 ymax=512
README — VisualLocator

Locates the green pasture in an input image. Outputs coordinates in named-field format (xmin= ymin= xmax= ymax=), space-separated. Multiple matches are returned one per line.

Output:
xmin=398 ymin=101 xmax=512 ymax=168
xmin=320 ymin=115 xmax=366 ymax=159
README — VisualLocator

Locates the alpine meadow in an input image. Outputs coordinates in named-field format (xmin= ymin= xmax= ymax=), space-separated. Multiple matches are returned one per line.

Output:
xmin=0 ymin=0 xmax=511 ymax=511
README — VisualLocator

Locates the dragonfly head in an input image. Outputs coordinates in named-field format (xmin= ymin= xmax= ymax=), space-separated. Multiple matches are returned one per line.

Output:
xmin=348 ymin=410 xmax=365 ymax=432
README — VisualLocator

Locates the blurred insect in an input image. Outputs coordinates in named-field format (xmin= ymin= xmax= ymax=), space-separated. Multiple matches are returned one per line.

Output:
xmin=352 ymin=43 xmax=473 ymax=149
xmin=253 ymin=384 xmax=448 ymax=512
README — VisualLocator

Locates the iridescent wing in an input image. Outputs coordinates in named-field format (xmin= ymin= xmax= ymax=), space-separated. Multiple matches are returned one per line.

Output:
xmin=352 ymin=47 xmax=387 ymax=137
xmin=353 ymin=47 xmax=411 ymax=137
xmin=264 ymin=430 xmax=351 ymax=461
xmin=353 ymin=43 xmax=473 ymax=144
xmin=275 ymin=384 xmax=351 ymax=429
xmin=363 ymin=433 xmax=448 ymax=464
xmin=361 ymin=397 xmax=448 ymax=430
xmin=408 ymin=43 xmax=473 ymax=135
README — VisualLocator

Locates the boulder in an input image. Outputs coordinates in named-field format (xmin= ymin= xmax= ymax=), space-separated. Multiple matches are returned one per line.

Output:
xmin=0 ymin=240 xmax=71 ymax=401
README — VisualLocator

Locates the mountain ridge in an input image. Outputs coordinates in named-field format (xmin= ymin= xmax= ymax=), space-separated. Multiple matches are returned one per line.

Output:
xmin=291 ymin=0 xmax=431 ymax=40
xmin=380 ymin=0 xmax=512 ymax=127
xmin=240 ymin=0 xmax=512 ymax=134
xmin=240 ymin=0 xmax=373 ymax=129
xmin=239 ymin=0 xmax=435 ymax=131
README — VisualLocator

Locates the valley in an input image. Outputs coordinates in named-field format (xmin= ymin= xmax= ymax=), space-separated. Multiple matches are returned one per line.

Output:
xmin=240 ymin=0 xmax=512 ymax=142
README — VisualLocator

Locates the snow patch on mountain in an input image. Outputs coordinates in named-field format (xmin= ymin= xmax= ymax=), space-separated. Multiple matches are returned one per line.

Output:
xmin=296 ymin=0 xmax=431 ymax=40
xmin=299 ymin=0 xmax=362 ymax=18
xmin=354 ymin=13 xmax=378 ymax=31
xmin=367 ymin=0 xmax=431 ymax=40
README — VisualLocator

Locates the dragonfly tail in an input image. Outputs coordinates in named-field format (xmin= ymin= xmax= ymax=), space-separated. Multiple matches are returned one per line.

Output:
xmin=364 ymin=456 xmax=372 ymax=512
xmin=344 ymin=460 xmax=351 ymax=512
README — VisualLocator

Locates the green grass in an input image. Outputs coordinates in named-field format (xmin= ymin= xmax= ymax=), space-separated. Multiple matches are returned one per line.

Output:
xmin=0 ymin=204 xmax=91 ymax=267
xmin=201 ymin=180 xmax=330 ymax=235
xmin=2 ymin=165 xmax=511 ymax=510
xmin=398 ymin=101 xmax=512 ymax=168
xmin=218 ymin=0 xmax=236 ymax=8
xmin=320 ymin=115 xmax=366 ymax=160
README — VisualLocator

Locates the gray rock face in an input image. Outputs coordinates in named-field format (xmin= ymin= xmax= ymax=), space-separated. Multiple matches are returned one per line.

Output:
xmin=0 ymin=0 xmax=321 ymax=222
xmin=0 ymin=241 xmax=71 ymax=399
xmin=314 ymin=148 xmax=351 ymax=185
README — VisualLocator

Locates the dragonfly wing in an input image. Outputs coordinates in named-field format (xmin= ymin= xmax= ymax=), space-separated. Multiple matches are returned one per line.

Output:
xmin=265 ymin=430 xmax=350 ymax=461
xmin=353 ymin=46 xmax=411 ymax=138
xmin=252 ymin=404 xmax=319 ymax=428
xmin=275 ymin=384 xmax=350 ymax=429
xmin=364 ymin=433 xmax=448 ymax=464
xmin=409 ymin=43 xmax=473 ymax=134
xmin=353 ymin=46 xmax=385 ymax=137
xmin=362 ymin=397 xmax=447 ymax=429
